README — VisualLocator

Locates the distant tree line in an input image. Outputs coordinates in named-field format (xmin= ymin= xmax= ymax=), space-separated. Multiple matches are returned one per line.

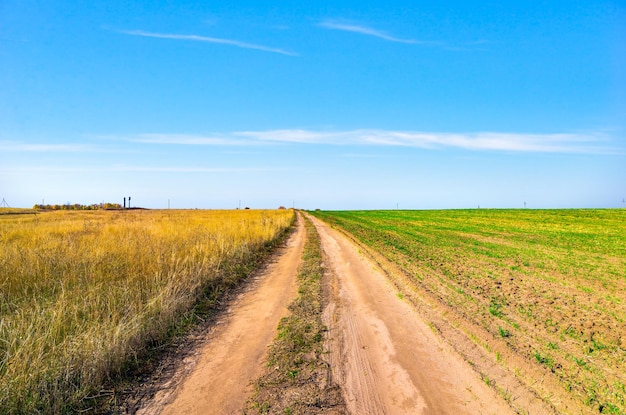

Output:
xmin=33 ymin=203 xmax=122 ymax=211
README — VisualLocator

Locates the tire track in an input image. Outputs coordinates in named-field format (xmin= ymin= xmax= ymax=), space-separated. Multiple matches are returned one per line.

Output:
xmin=135 ymin=215 xmax=305 ymax=415
xmin=310 ymin=214 xmax=515 ymax=415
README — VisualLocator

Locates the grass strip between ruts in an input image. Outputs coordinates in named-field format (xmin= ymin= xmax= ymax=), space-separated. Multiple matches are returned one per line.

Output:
xmin=246 ymin=215 xmax=345 ymax=414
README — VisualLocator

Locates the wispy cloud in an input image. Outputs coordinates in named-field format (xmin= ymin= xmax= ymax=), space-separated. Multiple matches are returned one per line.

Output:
xmin=318 ymin=20 xmax=437 ymax=45
xmin=443 ymin=39 xmax=494 ymax=52
xmin=108 ymin=165 xmax=282 ymax=173
xmin=0 ymin=141 xmax=102 ymax=152
xmin=125 ymin=133 xmax=259 ymax=146
xmin=120 ymin=129 xmax=621 ymax=155
xmin=255 ymin=129 xmax=620 ymax=154
xmin=118 ymin=29 xmax=297 ymax=56
xmin=341 ymin=153 xmax=394 ymax=158
xmin=318 ymin=20 xmax=494 ymax=51
xmin=2 ymin=165 xmax=283 ymax=174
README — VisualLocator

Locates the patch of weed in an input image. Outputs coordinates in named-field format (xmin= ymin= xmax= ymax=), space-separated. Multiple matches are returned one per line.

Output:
xmin=489 ymin=299 xmax=504 ymax=318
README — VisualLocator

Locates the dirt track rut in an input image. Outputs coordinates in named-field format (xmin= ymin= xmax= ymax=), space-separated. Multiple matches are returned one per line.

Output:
xmin=310 ymin=214 xmax=515 ymax=415
xmin=136 ymin=216 xmax=305 ymax=415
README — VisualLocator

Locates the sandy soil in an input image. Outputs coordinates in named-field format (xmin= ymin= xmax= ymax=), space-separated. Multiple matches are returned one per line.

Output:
xmin=309 ymin=214 xmax=516 ymax=415
xmin=132 ymin=212 xmax=531 ymax=415
xmin=134 ymin=215 xmax=305 ymax=415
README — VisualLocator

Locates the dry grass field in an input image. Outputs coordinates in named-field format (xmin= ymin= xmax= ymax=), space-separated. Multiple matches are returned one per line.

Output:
xmin=311 ymin=209 xmax=626 ymax=414
xmin=0 ymin=208 xmax=294 ymax=414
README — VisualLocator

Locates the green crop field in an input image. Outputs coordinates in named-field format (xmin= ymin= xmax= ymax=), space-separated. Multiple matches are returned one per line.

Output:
xmin=311 ymin=209 xmax=626 ymax=414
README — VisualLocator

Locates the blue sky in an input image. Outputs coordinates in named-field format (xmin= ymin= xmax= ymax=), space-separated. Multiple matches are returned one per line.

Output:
xmin=1 ymin=1 xmax=624 ymax=209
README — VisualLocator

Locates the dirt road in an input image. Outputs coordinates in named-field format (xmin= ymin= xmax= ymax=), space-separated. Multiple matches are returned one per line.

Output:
xmin=136 ymin=215 xmax=305 ymax=415
xmin=309 ymin=214 xmax=515 ymax=415
xmin=135 ymin=212 xmax=518 ymax=414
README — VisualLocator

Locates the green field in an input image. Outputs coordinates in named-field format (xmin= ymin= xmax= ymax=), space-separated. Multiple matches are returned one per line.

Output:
xmin=311 ymin=209 xmax=626 ymax=414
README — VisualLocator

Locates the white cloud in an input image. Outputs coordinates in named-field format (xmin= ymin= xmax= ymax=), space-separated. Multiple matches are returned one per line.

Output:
xmin=107 ymin=165 xmax=282 ymax=173
xmin=317 ymin=20 xmax=495 ymax=51
xmin=0 ymin=141 xmax=101 ymax=152
xmin=119 ymin=129 xmax=620 ymax=154
xmin=2 ymin=165 xmax=283 ymax=175
xmin=239 ymin=129 xmax=619 ymax=154
xmin=341 ymin=153 xmax=394 ymax=158
xmin=238 ymin=129 xmax=347 ymax=144
xmin=7 ymin=130 xmax=617 ymax=156
xmin=118 ymin=29 xmax=297 ymax=56
xmin=126 ymin=133 xmax=257 ymax=146
xmin=318 ymin=20 xmax=437 ymax=45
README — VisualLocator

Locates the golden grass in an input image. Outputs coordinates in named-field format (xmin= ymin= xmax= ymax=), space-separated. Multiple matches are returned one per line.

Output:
xmin=0 ymin=209 xmax=294 ymax=413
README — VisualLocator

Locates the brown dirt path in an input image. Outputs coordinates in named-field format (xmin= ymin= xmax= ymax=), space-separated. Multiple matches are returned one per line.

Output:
xmin=309 ymin=214 xmax=516 ymax=415
xmin=135 ymin=214 xmax=305 ymax=415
